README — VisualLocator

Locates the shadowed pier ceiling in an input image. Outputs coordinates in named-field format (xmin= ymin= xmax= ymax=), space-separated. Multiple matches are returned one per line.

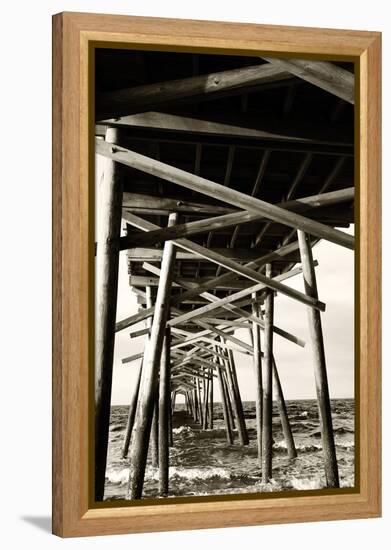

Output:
xmin=95 ymin=48 xmax=354 ymax=322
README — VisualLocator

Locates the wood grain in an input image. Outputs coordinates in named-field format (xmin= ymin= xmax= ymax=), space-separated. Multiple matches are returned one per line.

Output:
xmin=52 ymin=11 xmax=381 ymax=537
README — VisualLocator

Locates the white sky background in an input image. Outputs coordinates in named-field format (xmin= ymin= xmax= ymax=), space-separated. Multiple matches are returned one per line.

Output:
xmin=96 ymin=157 xmax=355 ymax=406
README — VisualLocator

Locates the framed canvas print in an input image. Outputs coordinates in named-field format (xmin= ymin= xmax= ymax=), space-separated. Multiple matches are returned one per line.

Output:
xmin=52 ymin=12 xmax=381 ymax=537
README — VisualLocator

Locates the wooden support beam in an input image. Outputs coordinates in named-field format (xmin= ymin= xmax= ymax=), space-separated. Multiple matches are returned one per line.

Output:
xmin=129 ymin=275 xmax=254 ymax=291
xmin=209 ymin=368 xmax=214 ymax=429
xmin=262 ymin=264 xmax=274 ymax=483
xmin=273 ymin=357 xmax=297 ymax=459
xmin=122 ymin=351 xmax=144 ymax=365
xmin=121 ymin=187 xmax=354 ymax=250
xmin=262 ymin=57 xmax=354 ymax=104
xmin=127 ymin=213 xmax=178 ymax=499
xmin=158 ymin=328 xmax=171 ymax=496
xmin=202 ymin=373 xmax=209 ymax=430
xmin=99 ymin=110 xmax=353 ymax=148
xmin=96 ymin=63 xmax=291 ymax=120
xmin=121 ymin=361 xmax=142 ymax=459
xmin=193 ymin=383 xmax=199 ymax=422
xmin=216 ymin=360 xmax=234 ymax=445
xmin=123 ymin=192 xmax=234 ymax=216
xmin=145 ymin=287 xmax=159 ymax=469
xmin=143 ymin=261 xmax=306 ymax=347
xmin=168 ymin=266 xmax=309 ymax=327
xmin=116 ymin=239 xmax=308 ymax=333
xmin=124 ymin=212 xmax=325 ymax=310
xmin=222 ymin=343 xmax=249 ymax=446
xmin=96 ymin=139 xmax=355 ymax=250
xmin=94 ymin=128 xmax=123 ymax=501
xmin=126 ymin=246 xmax=275 ymax=262
xmin=151 ymin=401 xmax=159 ymax=468
xmin=297 ymin=230 xmax=340 ymax=487
xmin=252 ymin=298 xmax=263 ymax=469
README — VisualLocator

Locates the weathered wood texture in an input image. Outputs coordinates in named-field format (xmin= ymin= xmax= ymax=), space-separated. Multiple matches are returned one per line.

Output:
xmin=94 ymin=128 xmax=123 ymax=501
xmin=297 ymin=230 xmax=340 ymax=487
xmin=127 ymin=214 xmax=178 ymax=499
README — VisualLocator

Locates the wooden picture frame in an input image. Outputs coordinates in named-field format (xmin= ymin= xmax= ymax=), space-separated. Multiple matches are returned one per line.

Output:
xmin=52 ymin=11 xmax=381 ymax=537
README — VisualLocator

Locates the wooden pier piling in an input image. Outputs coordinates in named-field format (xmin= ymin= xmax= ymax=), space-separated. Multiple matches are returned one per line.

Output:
xmin=262 ymin=263 xmax=274 ymax=483
xmin=252 ymin=297 xmax=263 ymax=469
xmin=127 ymin=213 xmax=178 ymax=499
xmin=122 ymin=361 xmax=142 ymax=458
xmin=95 ymin=128 xmax=123 ymax=501
xmin=158 ymin=328 xmax=171 ymax=496
xmin=297 ymin=230 xmax=340 ymax=487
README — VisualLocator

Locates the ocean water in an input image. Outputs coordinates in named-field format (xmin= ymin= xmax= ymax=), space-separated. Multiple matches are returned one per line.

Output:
xmin=104 ymin=399 xmax=355 ymax=500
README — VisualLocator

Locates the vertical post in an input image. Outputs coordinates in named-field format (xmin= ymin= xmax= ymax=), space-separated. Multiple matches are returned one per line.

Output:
xmin=144 ymin=287 xmax=158 ymax=468
xmin=203 ymin=372 xmax=210 ymax=430
xmin=222 ymin=368 xmax=235 ymax=435
xmin=168 ymin=392 xmax=174 ymax=448
xmin=252 ymin=296 xmax=263 ymax=469
xmin=158 ymin=327 xmax=171 ymax=496
xmin=193 ymin=384 xmax=199 ymax=422
xmin=127 ymin=213 xmax=178 ymax=499
xmin=297 ymin=230 xmax=339 ymax=487
xmin=262 ymin=263 xmax=274 ymax=483
xmin=95 ymin=128 xmax=123 ymax=501
xmin=172 ymin=391 xmax=177 ymax=412
xmin=225 ymin=345 xmax=249 ymax=445
xmin=150 ymin=402 xmax=159 ymax=468
xmin=273 ymin=357 xmax=297 ymax=458
xmin=216 ymin=361 xmax=234 ymax=445
xmin=208 ymin=368 xmax=214 ymax=429
xmin=122 ymin=360 xmax=142 ymax=458
xmin=197 ymin=378 xmax=203 ymax=426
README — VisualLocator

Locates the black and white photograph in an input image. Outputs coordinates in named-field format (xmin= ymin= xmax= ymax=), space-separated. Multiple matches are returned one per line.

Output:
xmin=94 ymin=48 xmax=355 ymax=502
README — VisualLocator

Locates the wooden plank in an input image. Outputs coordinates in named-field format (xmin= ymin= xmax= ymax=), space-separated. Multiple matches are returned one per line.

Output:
xmin=96 ymin=139 xmax=355 ymax=250
xmin=124 ymin=212 xmax=326 ymax=310
xmin=96 ymin=63 xmax=291 ymax=119
xmin=262 ymin=57 xmax=354 ymax=104
xmin=121 ymin=187 xmax=354 ymax=250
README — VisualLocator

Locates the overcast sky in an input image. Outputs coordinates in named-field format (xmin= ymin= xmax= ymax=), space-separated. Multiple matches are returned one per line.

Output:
xmin=105 ymin=224 xmax=354 ymax=405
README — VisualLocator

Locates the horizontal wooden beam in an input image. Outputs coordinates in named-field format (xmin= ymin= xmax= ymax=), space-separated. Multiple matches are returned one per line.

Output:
xmin=99 ymin=110 xmax=353 ymax=147
xmin=129 ymin=275 xmax=257 ymax=291
xmin=96 ymin=63 xmax=291 ymax=120
xmin=122 ymin=351 xmax=144 ymax=365
xmin=121 ymin=187 xmax=354 ymax=249
xmin=122 ymin=192 xmax=234 ymax=216
xmin=262 ymin=57 xmax=354 ymax=104
xmin=96 ymin=139 xmax=354 ymax=250
xmin=127 ymin=246 xmax=280 ymax=262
